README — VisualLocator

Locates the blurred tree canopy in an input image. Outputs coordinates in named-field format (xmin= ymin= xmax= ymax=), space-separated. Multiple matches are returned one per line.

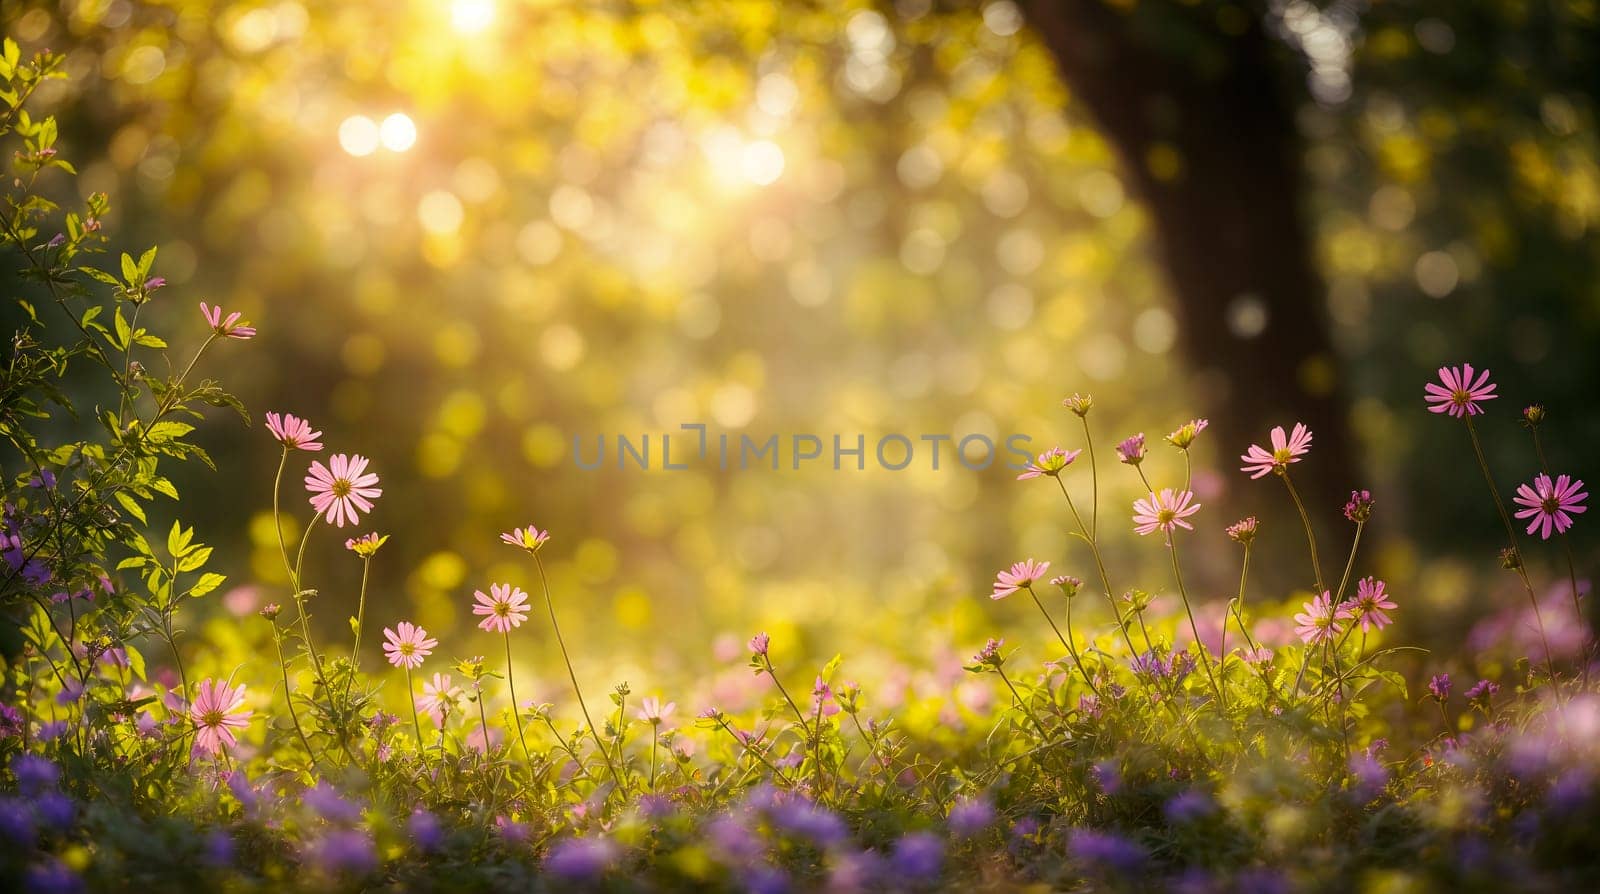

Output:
xmin=2 ymin=0 xmax=1596 ymax=665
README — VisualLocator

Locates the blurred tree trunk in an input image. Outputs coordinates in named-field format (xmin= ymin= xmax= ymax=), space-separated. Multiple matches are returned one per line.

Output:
xmin=1020 ymin=0 xmax=1357 ymax=513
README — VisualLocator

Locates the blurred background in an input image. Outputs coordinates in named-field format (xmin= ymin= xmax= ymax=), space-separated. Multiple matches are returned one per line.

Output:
xmin=2 ymin=0 xmax=1597 ymax=692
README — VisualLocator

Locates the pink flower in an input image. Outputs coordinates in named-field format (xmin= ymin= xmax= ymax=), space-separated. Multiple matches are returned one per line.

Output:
xmin=199 ymin=301 xmax=256 ymax=339
xmin=305 ymin=454 xmax=382 ymax=527
xmin=1115 ymin=433 xmax=1146 ymax=465
xmin=1512 ymin=473 xmax=1588 ymax=539
xmin=473 ymin=583 xmax=530 ymax=633
xmin=1293 ymin=592 xmax=1349 ymax=645
xmin=636 ymin=696 xmax=676 ymax=726
xmin=1166 ymin=419 xmax=1208 ymax=449
xmin=416 ymin=673 xmax=462 ymax=727
xmin=189 ymin=679 xmax=252 ymax=756
xmin=265 ymin=412 xmax=323 ymax=451
xmin=344 ymin=532 xmax=388 ymax=557
xmin=1226 ymin=517 xmax=1259 ymax=544
xmin=991 ymin=559 xmax=1050 ymax=600
xmin=1131 ymin=489 xmax=1201 ymax=536
xmin=1424 ymin=363 xmax=1497 ymax=418
xmin=1344 ymin=577 xmax=1396 ymax=633
xmin=1016 ymin=446 xmax=1081 ymax=480
xmin=383 ymin=622 xmax=437 ymax=669
xmin=499 ymin=525 xmax=551 ymax=552
xmin=1239 ymin=423 xmax=1313 ymax=479
xmin=748 ymin=632 xmax=770 ymax=656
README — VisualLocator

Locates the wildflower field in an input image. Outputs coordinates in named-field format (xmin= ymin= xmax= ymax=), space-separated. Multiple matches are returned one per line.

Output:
xmin=3 ymin=2 xmax=1600 ymax=892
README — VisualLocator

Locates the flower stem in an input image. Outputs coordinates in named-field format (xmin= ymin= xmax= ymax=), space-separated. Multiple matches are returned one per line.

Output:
xmin=533 ymin=552 xmax=622 ymax=793
xmin=1079 ymin=415 xmax=1098 ymax=539
xmin=1280 ymin=470 xmax=1325 ymax=593
xmin=406 ymin=665 xmax=423 ymax=750
xmin=503 ymin=630 xmax=532 ymax=763
xmin=350 ymin=557 xmax=371 ymax=670
xmin=1333 ymin=521 xmax=1365 ymax=604
xmin=1026 ymin=585 xmax=1099 ymax=697
xmin=995 ymin=666 xmax=1050 ymax=739
xmin=1464 ymin=416 xmax=1558 ymax=682
xmin=1167 ymin=538 xmax=1224 ymax=708
xmin=1530 ymin=426 xmax=1589 ymax=675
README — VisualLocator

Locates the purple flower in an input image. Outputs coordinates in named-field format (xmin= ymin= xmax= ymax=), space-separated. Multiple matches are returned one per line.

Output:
xmin=947 ymin=796 xmax=995 ymax=837
xmin=303 ymin=781 xmax=362 ymax=824
xmin=544 ymin=837 xmax=620 ymax=881
xmin=1069 ymin=828 xmax=1147 ymax=873
xmin=1163 ymin=790 xmax=1215 ymax=824
xmin=772 ymin=799 xmax=847 ymax=847
xmin=409 ymin=809 xmax=444 ymax=852
xmin=11 ymin=754 xmax=59 ymax=795
xmin=307 ymin=829 xmax=377 ymax=876
xmin=23 ymin=860 xmax=83 ymax=894
xmin=889 ymin=832 xmax=943 ymax=882
xmin=33 ymin=792 xmax=74 ymax=831
xmin=707 ymin=816 xmax=763 ymax=864
xmin=1343 ymin=489 xmax=1374 ymax=523
xmin=1428 ymin=673 xmax=1451 ymax=702
xmin=0 ymin=703 xmax=21 ymax=738
xmin=204 ymin=831 xmax=235 ymax=867
xmin=0 ymin=797 xmax=37 ymax=847
xmin=1466 ymin=679 xmax=1500 ymax=705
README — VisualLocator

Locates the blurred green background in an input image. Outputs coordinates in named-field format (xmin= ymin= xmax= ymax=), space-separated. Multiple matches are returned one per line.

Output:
xmin=3 ymin=0 xmax=1597 ymax=683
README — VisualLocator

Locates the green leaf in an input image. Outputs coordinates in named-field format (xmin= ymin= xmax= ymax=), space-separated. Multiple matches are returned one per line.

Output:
xmin=113 ymin=490 xmax=146 ymax=524
xmin=189 ymin=572 xmax=226 ymax=599
xmin=176 ymin=545 xmax=212 ymax=573
xmin=124 ymin=645 xmax=147 ymax=681
xmin=119 ymin=252 xmax=138 ymax=284
xmin=167 ymin=520 xmax=193 ymax=558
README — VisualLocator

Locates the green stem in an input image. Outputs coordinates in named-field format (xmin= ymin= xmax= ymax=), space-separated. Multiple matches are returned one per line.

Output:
xmin=1281 ymin=470 xmax=1326 ymax=593
xmin=995 ymin=666 xmax=1050 ymax=739
xmin=533 ymin=552 xmax=622 ymax=792
xmin=504 ymin=630 xmax=532 ymax=763
xmin=1465 ymin=416 xmax=1557 ymax=682
xmin=1026 ymin=585 xmax=1100 ymax=697
xmin=1079 ymin=415 xmax=1098 ymax=539
xmin=350 ymin=557 xmax=371 ymax=669
xmin=1333 ymin=521 xmax=1365 ymax=604
xmin=1167 ymin=537 xmax=1224 ymax=707
xmin=406 ymin=665 xmax=424 ymax=749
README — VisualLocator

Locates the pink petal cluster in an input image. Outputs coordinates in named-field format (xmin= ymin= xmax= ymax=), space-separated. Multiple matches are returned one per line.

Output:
xmin=1016 ymin=446 xmax=1081 ymax=481
xmin=991 ymin=559 xmax=1050 ymax=600
xmin=1513 ymin=473 xmax=1587 ymax=539
xmin=305 ymin=454 xmax=382 ymax=528
xmin=1293 ymin=592 xmax=1350 ymax=645
xmin=1115 ymin=433 xmax=1146 ymax=465
xmin=1343 ymin=577 xmax=1397 ymax=633
xmin=1424 ymin=363 xmax=1497 ymax=418
xmin=473 ymin=582 xmax=531 ymax=633
xmin=636 ymin=696 xmax=676 ymax=725
xmin=189 ymin=679 xmax=252 ymax=756
xmin=417 ymin=673 xmax=462 ymax=727
xmin=1240 ymin=423 xmax=1313 ymax=479
xmin=265 ymin=412 xmax=323 ymax=451
xmin=383 ymin=622 xmax=437 ymax=670
xmin=499 ymin=525 xmax=551 ymax=552
xmin=199 ymin=301 xmax=256 ymax=339
xmin=1131 ymin=489 xmax=1201 ymax=536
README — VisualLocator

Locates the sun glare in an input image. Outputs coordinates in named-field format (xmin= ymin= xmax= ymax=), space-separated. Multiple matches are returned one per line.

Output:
xmin=337 ymin=114 xmax=379 ymax=156
xmin=379 ymin=112 xmax=418 ymax=152
xmin=450 ymin=0 xmax=496 ymax=35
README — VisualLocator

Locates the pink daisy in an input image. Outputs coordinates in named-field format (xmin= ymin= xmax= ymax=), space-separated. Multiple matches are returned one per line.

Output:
xmin=199 ymin=301 xmax=256 ymax=339
xmin=473 ymin=583 xmax=531 ymax=632
xmin=1115 ymin=433 xmax=1146 ymax=465
xmin=636 ymin=696 xmax=676 ymax=726
xmin=416 ymin=673 xmax=462 ymax=727
xmin=1166 ymin=418 xmax=1208 ymax=449
xmin=1239 ymin=423 xmax=1313 ymax=479
xmin=499 ymin=525 xmax=550 ymax=552
xmin=1513 ymin=473 xmax=1587 ymax=540
xmin=1016 ymin=446 xmax=1081 ymax=480
xmin=265 ymin=412 xmax=323 ymax=451
xmin=991 ymin=559 xmax=1050 ymax=600
xmin=1131 ymin=489 xmax=1201 ymax=536
xmin=345 ymin=532 xmax=389 ymax=557
xmin=189 ymin=679 xmax=252 ymax=756
xmin=383 ymin=622 xmax=437 ymax=670
xmin=305 ymin=454 xmax=382 ymax=528
xmin=1293 ymin=592 xmax=1349 ymax=645
xmin=1424 ymin=363 xmax=1497 ymax=417
xmin=1344 ymin=577 xmax=1397 ymax=633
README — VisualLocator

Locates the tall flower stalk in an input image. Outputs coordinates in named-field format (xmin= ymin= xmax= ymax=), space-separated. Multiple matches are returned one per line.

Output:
xmin=502 ymin=526 xmax=623 ymax=792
